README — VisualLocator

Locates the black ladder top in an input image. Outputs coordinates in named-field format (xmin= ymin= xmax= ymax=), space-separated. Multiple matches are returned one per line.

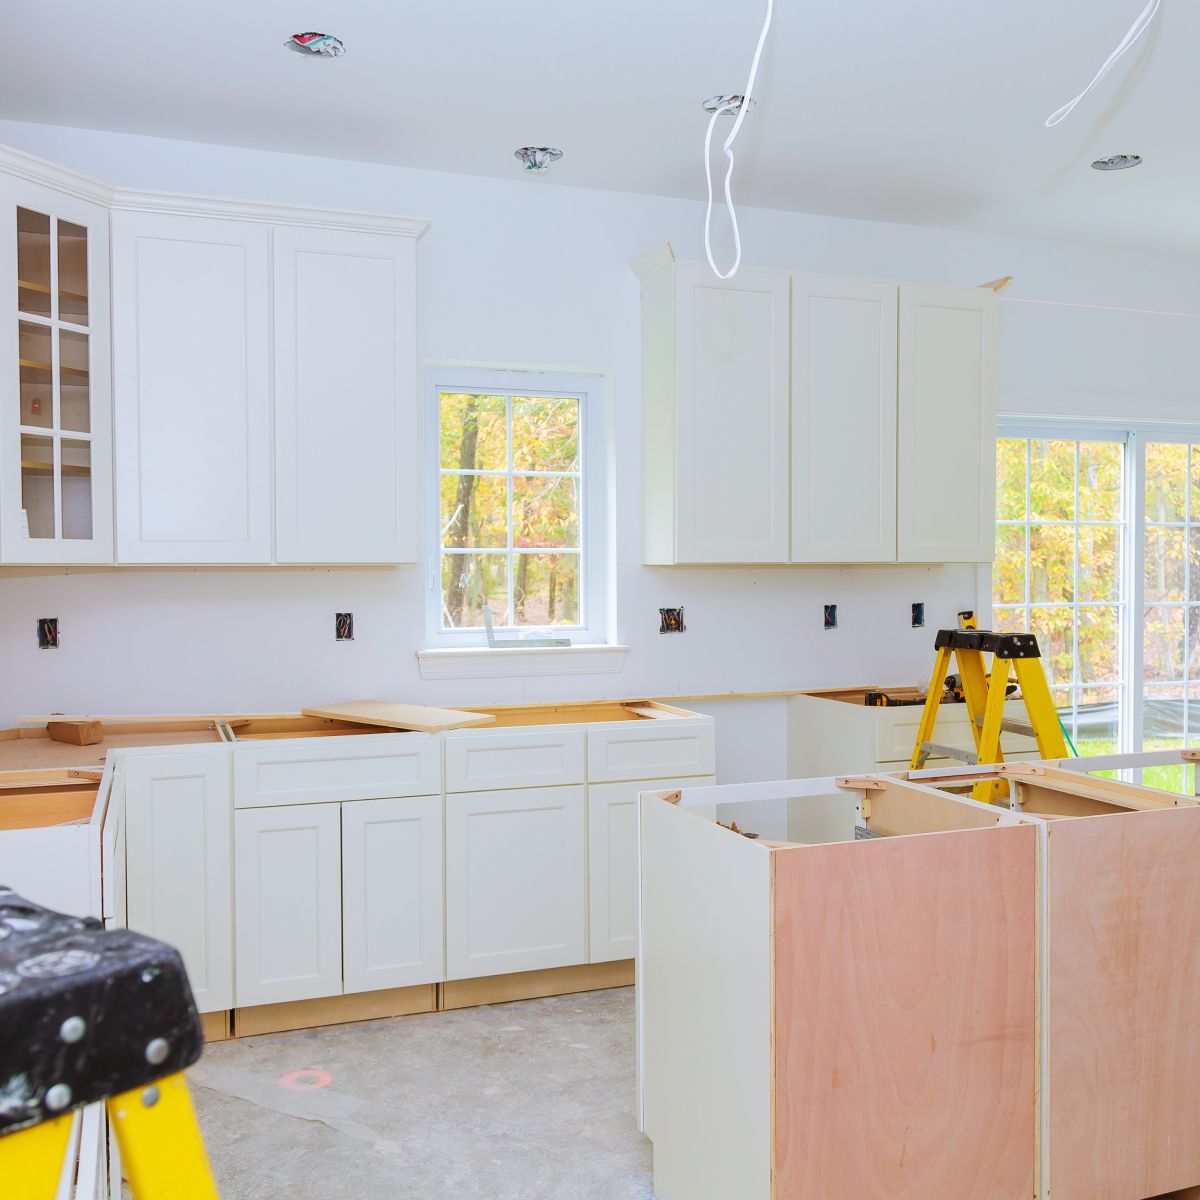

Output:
xmin=933 ymin=629 xmax=1042 ymax=659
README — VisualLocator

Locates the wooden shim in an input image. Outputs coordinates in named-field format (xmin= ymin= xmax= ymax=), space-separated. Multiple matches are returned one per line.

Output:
xmin=300 ymin=700 xmax=496 ymax=733
xmin=980 ymin=275 xmax=1014 ymax=293
xmin=773 ymin=822 xmax=1037 ymax=1199
xmin=440 ymin=961 xmax=633 ymax=1011
xmin=46 ymin=720 xmax=103 ymax=746
xmin=1046 ymin=808 xmax=1200 ymax=1199
xmin=233 ymin=985 xmax=437 ymax=1037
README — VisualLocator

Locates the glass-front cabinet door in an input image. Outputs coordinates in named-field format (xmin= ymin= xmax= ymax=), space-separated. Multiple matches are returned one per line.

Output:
xmin=0 ymin=168 xmax=112 ymax=562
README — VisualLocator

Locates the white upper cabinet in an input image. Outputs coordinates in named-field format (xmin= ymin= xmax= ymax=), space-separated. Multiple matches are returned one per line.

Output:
xmin=791 ymin=275 xmax=898 ymax=563
xmin=112 ymin=210 xmax=272 ymax=563
xmin=0 ymin=159 xmax=113 ymax=564
xmin=274 ymin=225 xmax=419 ymax=564
xmin=641 ymin=257 xmax=790 ymax=564
xmin=897 ymin=285 xmax=996 ymax=562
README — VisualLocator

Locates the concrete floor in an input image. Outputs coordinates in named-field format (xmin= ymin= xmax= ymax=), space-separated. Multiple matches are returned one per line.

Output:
xmin=188 ymin=987 xmax=652 ymax=1200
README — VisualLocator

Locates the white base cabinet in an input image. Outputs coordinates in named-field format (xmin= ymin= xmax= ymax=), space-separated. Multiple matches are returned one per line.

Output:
xmin=123 ymin=748 xmax=233 ymax=1014
xmin=445 ymin=785 xmax=587 ymax=980
xmin=342 ymin=794 xmax=443 ymax=994
xmin=588 ymin=775 xmax=715 ymax=963
xmin=234 ymin=803 xmax=342 ymax=1007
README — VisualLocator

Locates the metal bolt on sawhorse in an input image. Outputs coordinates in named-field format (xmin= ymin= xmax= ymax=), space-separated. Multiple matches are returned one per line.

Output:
xmin=0 ymin=888 xmax=219 ymax=1198
xmin=911 ymin=625 xmax=1069 ymax=804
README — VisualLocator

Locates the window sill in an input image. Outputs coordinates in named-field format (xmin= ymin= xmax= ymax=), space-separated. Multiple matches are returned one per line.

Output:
xmin=416 ymin=643 xmax=629 ymax=681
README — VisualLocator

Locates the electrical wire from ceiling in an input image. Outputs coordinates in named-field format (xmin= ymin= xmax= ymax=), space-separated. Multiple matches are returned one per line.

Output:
xmin=703 ymin=0 xmax=774 ymax=280
xmin=1045 ymin=0 xmax=1162 ymax=127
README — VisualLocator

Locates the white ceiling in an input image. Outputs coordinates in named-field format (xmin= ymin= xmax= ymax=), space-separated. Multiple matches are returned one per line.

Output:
xmin=1 ymin=0 xmax=1195 ymax=253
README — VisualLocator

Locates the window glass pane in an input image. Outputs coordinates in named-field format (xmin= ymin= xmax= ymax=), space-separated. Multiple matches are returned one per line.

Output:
xmin=1077 ymin=524 xmax=1119 ymax=602
xmin=59 ymin=329 xmax=90 ymax=432
xmin=440 ymin=553 xmax=508 ymax=629
xmin=512 ymin=475 xmax=578 ymax=549
xmin=996 ymin=439 xmax=1027 ymax=520
xmin=1190 ymin=446 xmax=1200 ymax=520
xmin=1187 ymin=608 xmax=1200 ymax=679
xmin=1077 ymin=606 xmax=1120 ymax=683
xmin=1190 ymin=528 xmax=1200 ymax=603
xmin=1029 ymin=439 xmax=1075 ymax=521
xmin=440 ymin=474 xmax=506 ymax=549
xmin=1144 ymin=526 xmax=1186 ymax=602
xmin=57 ymin=220 xmax=88 ymax=325
xmin=512 ymin=553 xmax=580 ymax=626
xmin=17 ymin=208 xmax=51 ymax=317
xmin=439 ymin=393 xmax=507 ymax=471
xmin=1144 ymin=606 xmax=1185 ymax=682
xmin=1076 ymin=685 xmax=1119 ymax=755
xmin=994 ymin=525 xmax=1025 ymax=606
xmin=993 ymin=606 xmax=1026 ymax=634
xmin=60 ymin=439 xmax=92 ymax=540
xmin=20 ymin=433 xmax=54 ymax=539
xmin=1029 ymin=606 xmax=1075 ymax=688
xmin=1078 ymin=441 xmax=1122 ymax=522
xmin=511 ymin=396 xmax=579 ymax=472
xmin=1029 ymin=525 xmax=1074 ymax=603
xmin=1146 ymin=442 xmax=1188 ymax=523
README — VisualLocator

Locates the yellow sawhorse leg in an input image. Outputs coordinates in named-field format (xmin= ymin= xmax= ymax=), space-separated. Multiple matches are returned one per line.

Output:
xmin=0 ymin=1112 xmax=75 ymax=1200
xmin=109 ymin=1072 xmax=219 ymax=1199
xmin=972 ymin=658 xmax=1012 ymax=805
xmin=1012 ymin=657 xmax=1070 ymax=761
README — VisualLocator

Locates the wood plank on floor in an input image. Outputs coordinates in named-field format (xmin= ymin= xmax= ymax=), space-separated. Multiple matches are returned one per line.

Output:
xmin=440 ymin=961 xmax=634 ymax=1011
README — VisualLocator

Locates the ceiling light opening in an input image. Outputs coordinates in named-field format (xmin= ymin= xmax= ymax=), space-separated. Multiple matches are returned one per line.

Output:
xmin=1091 ymin=154 xmax=1143 ymax=171
xmin=514 ymin=147 xmax=563 ymax=174
xmin=285 ymin=33 xmax=346 ymax=57
xmin=702 ymin=95 xmax=758 ymax=117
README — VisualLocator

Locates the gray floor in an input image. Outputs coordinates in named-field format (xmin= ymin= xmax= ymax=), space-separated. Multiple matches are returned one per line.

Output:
xmin=189 ymin=987 xmax=653 ymax=1200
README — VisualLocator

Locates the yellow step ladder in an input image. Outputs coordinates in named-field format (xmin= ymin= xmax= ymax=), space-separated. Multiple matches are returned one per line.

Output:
xmin=911 ymin=620 xmax=1069 ymax=804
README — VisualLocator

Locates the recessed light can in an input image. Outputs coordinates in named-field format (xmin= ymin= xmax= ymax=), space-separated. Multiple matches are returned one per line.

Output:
xmin=285 ymin=32 xmax=345 ymax=57
xmin=1092 ymin=154 xmax=1142 ymax=170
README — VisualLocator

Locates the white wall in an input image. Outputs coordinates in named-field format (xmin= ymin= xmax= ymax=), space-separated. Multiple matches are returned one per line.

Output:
xmin=1 ymin=120 xmax=1198 ymax=779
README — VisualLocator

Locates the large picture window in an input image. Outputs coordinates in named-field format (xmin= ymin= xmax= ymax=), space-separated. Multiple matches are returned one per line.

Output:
xmin=995 ymin=421 xmax=1200 ymax=791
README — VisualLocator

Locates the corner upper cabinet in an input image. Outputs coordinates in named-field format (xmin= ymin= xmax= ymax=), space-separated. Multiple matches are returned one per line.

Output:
xmin=0 ymin=162 xmax=113 ymax=563
xmin=640 ymin=255 xmax=790 ymax=564
xmin=273 ymin=223 xmax=422 ymax=564
xmin=897 ymin=285 xmax=996 ymax=562
xmin=791 ymin=275 xmax=898 ymax=562
xmin=111 ymin=210 xmax=272 ymax=563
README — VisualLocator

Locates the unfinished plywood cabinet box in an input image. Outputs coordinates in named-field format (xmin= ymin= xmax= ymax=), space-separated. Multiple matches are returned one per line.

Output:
xmin=639 ymin=766 xmax=1200 ymax=1200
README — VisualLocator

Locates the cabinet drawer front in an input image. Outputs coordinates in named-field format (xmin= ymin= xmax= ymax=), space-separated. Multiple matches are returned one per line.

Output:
xmin=342 ymin=795 xmax=444 ymax=993
xmin=444 ymin=729 xmax=585 ymax=793
xmin=587 ymin=720 xmax=716 ymax=784
xmin=874 ymin=701 xmax=1040 ymax=764
xmin=445 ymin=786 xmax=586 ymax=979
xmin=233 ymin=734 xmax=441 ymax=807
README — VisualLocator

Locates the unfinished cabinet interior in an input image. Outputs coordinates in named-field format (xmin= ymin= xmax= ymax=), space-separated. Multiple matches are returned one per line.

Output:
xmin=636 ymin=248 xmax=997 ymax=565
xmin=0 ymin=155 xmax=112 ymax=563
xmin=111 ymin=209 xmax=272 ymax=563
xmin=639 ymin=765 xmax=1200 ymax=1200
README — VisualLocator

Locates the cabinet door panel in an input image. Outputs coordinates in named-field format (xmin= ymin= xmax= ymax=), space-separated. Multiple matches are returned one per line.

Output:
xmin=273 ymin=226 xmax=417 ymax=563
xmin=112 ymin=212 xmax=271 ymax=563
xmin=445 ymin=786 xmax=586 ymax=979
xmin=792 ymin=276 xmax=897 ymax=562
xmin=124 ymin=749 xmax=232 ymax=1012
xmin=0 ymin=176 xmax=112 ymax=564
xmin=898 ymin=286 xmax=996 ymax=562
xmin=589 ymin=775 xmax=714 ymax=964
xmin=234 ymin=803 xmax=341 ymax=1006
xmin=675 ymin=265 xmax=790 ymax=564
xmin=342 ymin=795 xmax=444 ymax=992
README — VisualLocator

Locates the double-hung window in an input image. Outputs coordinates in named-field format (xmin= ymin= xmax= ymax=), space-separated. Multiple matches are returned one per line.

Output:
xmin=426 ymin=367 xmax=606 ymax=646
xmin=994 ymin=420 xmax=1200 ymax=791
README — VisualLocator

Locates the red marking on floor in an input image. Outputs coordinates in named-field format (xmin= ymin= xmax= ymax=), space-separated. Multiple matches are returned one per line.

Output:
xmin=279 ymin=1069 xmax=333 ymax=1091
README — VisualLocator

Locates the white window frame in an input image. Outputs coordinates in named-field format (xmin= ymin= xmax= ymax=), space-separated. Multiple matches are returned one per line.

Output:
xmin=996 ymin=415 xmax=1200 ymax=756
xmin=424 ymin=365 xmax=608 ymax=649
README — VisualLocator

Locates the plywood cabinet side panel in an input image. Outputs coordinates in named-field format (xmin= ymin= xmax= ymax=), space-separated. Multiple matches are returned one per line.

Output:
xmin=111 ymin=211 xmax=272 ymax=563
xmin=791 ymin=275 xmax=897 ymax=562
xmin=638 ymin=798 xmax=772 ymax=1199
xmin=772 ymin=824 xmax=1037 ymax=1200
xmin=897 ymin=286 xmax=996 ymax=562
xmin=274 ymin=225 xmax=418 ymax=564
xmin=641 ymin=264 xmax=677 ymax=564
xmin=674 ymin=264 xmax=790 ymax=564
xmin=1045 ymin=808 xmax=1200 ymax=1200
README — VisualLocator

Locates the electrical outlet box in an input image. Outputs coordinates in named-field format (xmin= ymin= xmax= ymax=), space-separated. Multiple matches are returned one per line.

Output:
xmin=823 ymin=604 xmax=838 ymax=631
xmin=335 ymin=613 xmax=354 ymax=642
xmin=659 ymin=607 xmax=686 ymax=634
xmin=912 ymin=602 xmax=925 ymax=628
xmin=37 ymin=618 xmax=59 ymax=649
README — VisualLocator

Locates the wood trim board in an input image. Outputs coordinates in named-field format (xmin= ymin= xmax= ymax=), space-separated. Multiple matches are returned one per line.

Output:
xmin=300 ymin=701 xmax=495 ymax=733
xmin=232 ymin=985 xmax=438 ymax=1037
xmin=440 ymin=961 xmax=633 ymax=1010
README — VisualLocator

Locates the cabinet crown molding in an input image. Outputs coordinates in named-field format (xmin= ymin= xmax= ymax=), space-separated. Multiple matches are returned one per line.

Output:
xmin=0 ymin=143 xmax=114 ymax=206
xmin=111 ymin=189 xmax=430 ymax=238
